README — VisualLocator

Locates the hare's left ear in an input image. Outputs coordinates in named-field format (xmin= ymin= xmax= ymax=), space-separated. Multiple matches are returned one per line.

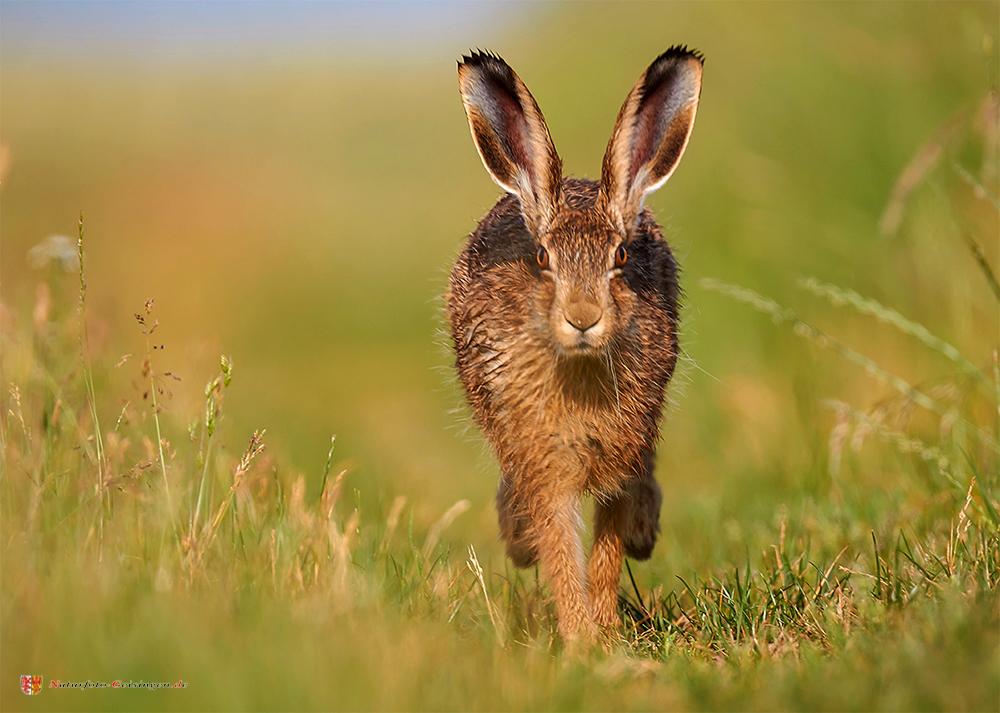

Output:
xmin=600 ymin=47 xmax=703 ymax=234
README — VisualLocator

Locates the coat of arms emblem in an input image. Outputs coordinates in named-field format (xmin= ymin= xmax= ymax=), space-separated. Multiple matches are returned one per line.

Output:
xmin=20 ymin=675 xmax=42 ymax=695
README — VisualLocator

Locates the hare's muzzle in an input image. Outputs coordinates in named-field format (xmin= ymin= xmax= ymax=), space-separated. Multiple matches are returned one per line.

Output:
xmin=553 ymin=292 xmax=609 ymax=352
xmin=564 ymin=299 xmax=603 ymax=332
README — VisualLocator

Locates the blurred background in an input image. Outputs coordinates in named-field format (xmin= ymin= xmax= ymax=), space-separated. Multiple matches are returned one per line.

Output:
xmin=2 ymin=0 xmax=997 ymax=569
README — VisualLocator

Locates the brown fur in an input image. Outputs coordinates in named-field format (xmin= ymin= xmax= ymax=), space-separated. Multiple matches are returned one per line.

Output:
xmin=448 ymin=49 xmax=703 ymax=642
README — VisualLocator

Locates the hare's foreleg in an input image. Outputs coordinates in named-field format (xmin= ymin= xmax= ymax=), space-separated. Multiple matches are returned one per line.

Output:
xmin=588 ymin=497 xmax=626 ymax=630
xmin=534 ymin=489 xmax=595 ymax=642
xmin=500 ymin=478 xmax=594 ymax=639
xmin=589 ymin=451 xmax=663 ymax=630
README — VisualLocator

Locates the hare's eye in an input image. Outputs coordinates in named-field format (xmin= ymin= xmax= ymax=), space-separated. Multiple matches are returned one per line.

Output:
xmin=536 ymin=246 xmax=549 ymax=269
xmin=614 ymin=244 xmax=628 ymax=267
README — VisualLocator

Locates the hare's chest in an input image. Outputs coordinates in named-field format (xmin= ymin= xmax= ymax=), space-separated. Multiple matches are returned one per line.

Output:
xmin=515 ymin=393 xmax=637 ymax=482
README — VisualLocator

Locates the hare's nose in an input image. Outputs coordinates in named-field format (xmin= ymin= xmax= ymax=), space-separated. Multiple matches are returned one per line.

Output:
xmin=564 ymin=300 xmax=603 ymax=332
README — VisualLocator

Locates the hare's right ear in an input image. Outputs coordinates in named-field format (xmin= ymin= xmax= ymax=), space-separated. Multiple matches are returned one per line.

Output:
xmin=458 ymin=51 xmax=563 ymax=236
xmin=600 ymin=47 xmax=703 ymax=234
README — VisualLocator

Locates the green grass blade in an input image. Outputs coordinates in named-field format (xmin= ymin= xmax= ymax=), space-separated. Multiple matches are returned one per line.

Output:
xmin=959 ymin=231 xmax=1000 ymax=303
xmin=798 ymin=277 xmax=990 ymax=384
xmin=955 ymin=163 xmax=1000 ymax=212
xmin=702 ymin=278 xmax=999 ymax=453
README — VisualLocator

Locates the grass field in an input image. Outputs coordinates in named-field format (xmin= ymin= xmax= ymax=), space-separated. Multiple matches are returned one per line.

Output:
xmin=2 ymin=2 xmax=998 ymax=710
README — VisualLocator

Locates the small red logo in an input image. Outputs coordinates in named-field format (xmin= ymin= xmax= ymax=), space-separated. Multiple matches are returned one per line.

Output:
xmin=20 ymin=675 xmax=42 ymax=695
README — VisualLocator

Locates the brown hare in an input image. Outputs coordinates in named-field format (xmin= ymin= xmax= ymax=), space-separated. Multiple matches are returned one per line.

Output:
xmin=447 ymin=48 xmax=703 ymax=642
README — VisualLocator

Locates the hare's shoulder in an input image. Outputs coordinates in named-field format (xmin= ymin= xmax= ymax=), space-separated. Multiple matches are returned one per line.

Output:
xmin=464 ymin=193 xmax=535 ymax=270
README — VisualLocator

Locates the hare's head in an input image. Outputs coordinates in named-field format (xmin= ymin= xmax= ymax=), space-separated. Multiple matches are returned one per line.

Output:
xmin=458 ymin=49 xmax=702 ymax=355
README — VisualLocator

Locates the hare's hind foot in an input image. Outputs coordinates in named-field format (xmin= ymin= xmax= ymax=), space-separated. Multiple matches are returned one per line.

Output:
xmin=497 ymin=479 xmax=540 ymax=567
xmin=621 ymin=452 xmax=663 ymax=560
xmin=622 ymin=474 xmax=663 ymax=560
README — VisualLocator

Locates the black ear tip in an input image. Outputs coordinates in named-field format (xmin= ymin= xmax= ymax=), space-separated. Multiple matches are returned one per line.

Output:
xmin=638 ymin=46 xmax=704 ymax=96
xmin=656 ymin=45 xmax=705 ymax=66
xmin=459 ymin=48 xmax=508 ymax=70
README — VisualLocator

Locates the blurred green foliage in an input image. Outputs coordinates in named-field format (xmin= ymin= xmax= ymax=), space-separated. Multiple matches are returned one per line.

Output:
xmin=1 ymin=2 xmax=998 ymax=710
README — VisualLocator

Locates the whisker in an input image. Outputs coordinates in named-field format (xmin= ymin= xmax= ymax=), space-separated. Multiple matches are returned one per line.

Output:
xmin=605 ymin=344 xmax=622 ymax=419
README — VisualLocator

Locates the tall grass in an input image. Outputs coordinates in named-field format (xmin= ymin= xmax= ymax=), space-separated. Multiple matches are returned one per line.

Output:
xmin=2 ymin=176 xmax=998 ymax=712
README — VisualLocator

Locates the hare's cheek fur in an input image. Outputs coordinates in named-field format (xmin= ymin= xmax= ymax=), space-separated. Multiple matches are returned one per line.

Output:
xmin=529 ymin=273 xmax=559 ymax=343
xmin=607 ymin=274 xmax=641 ymax=339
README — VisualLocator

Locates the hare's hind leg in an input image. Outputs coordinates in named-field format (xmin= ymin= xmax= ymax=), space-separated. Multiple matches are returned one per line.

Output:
xmin=497 ymin=476 xmax=539 ymax=568
xmin=621 ymin=449 xmax=663 ymax=560
xmin=589 ymin=450 xmax=663 ymax=630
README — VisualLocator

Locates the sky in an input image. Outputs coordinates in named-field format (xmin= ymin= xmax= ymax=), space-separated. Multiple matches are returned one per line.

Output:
xmin=1 ymin=1 xmax=531 ymax=68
